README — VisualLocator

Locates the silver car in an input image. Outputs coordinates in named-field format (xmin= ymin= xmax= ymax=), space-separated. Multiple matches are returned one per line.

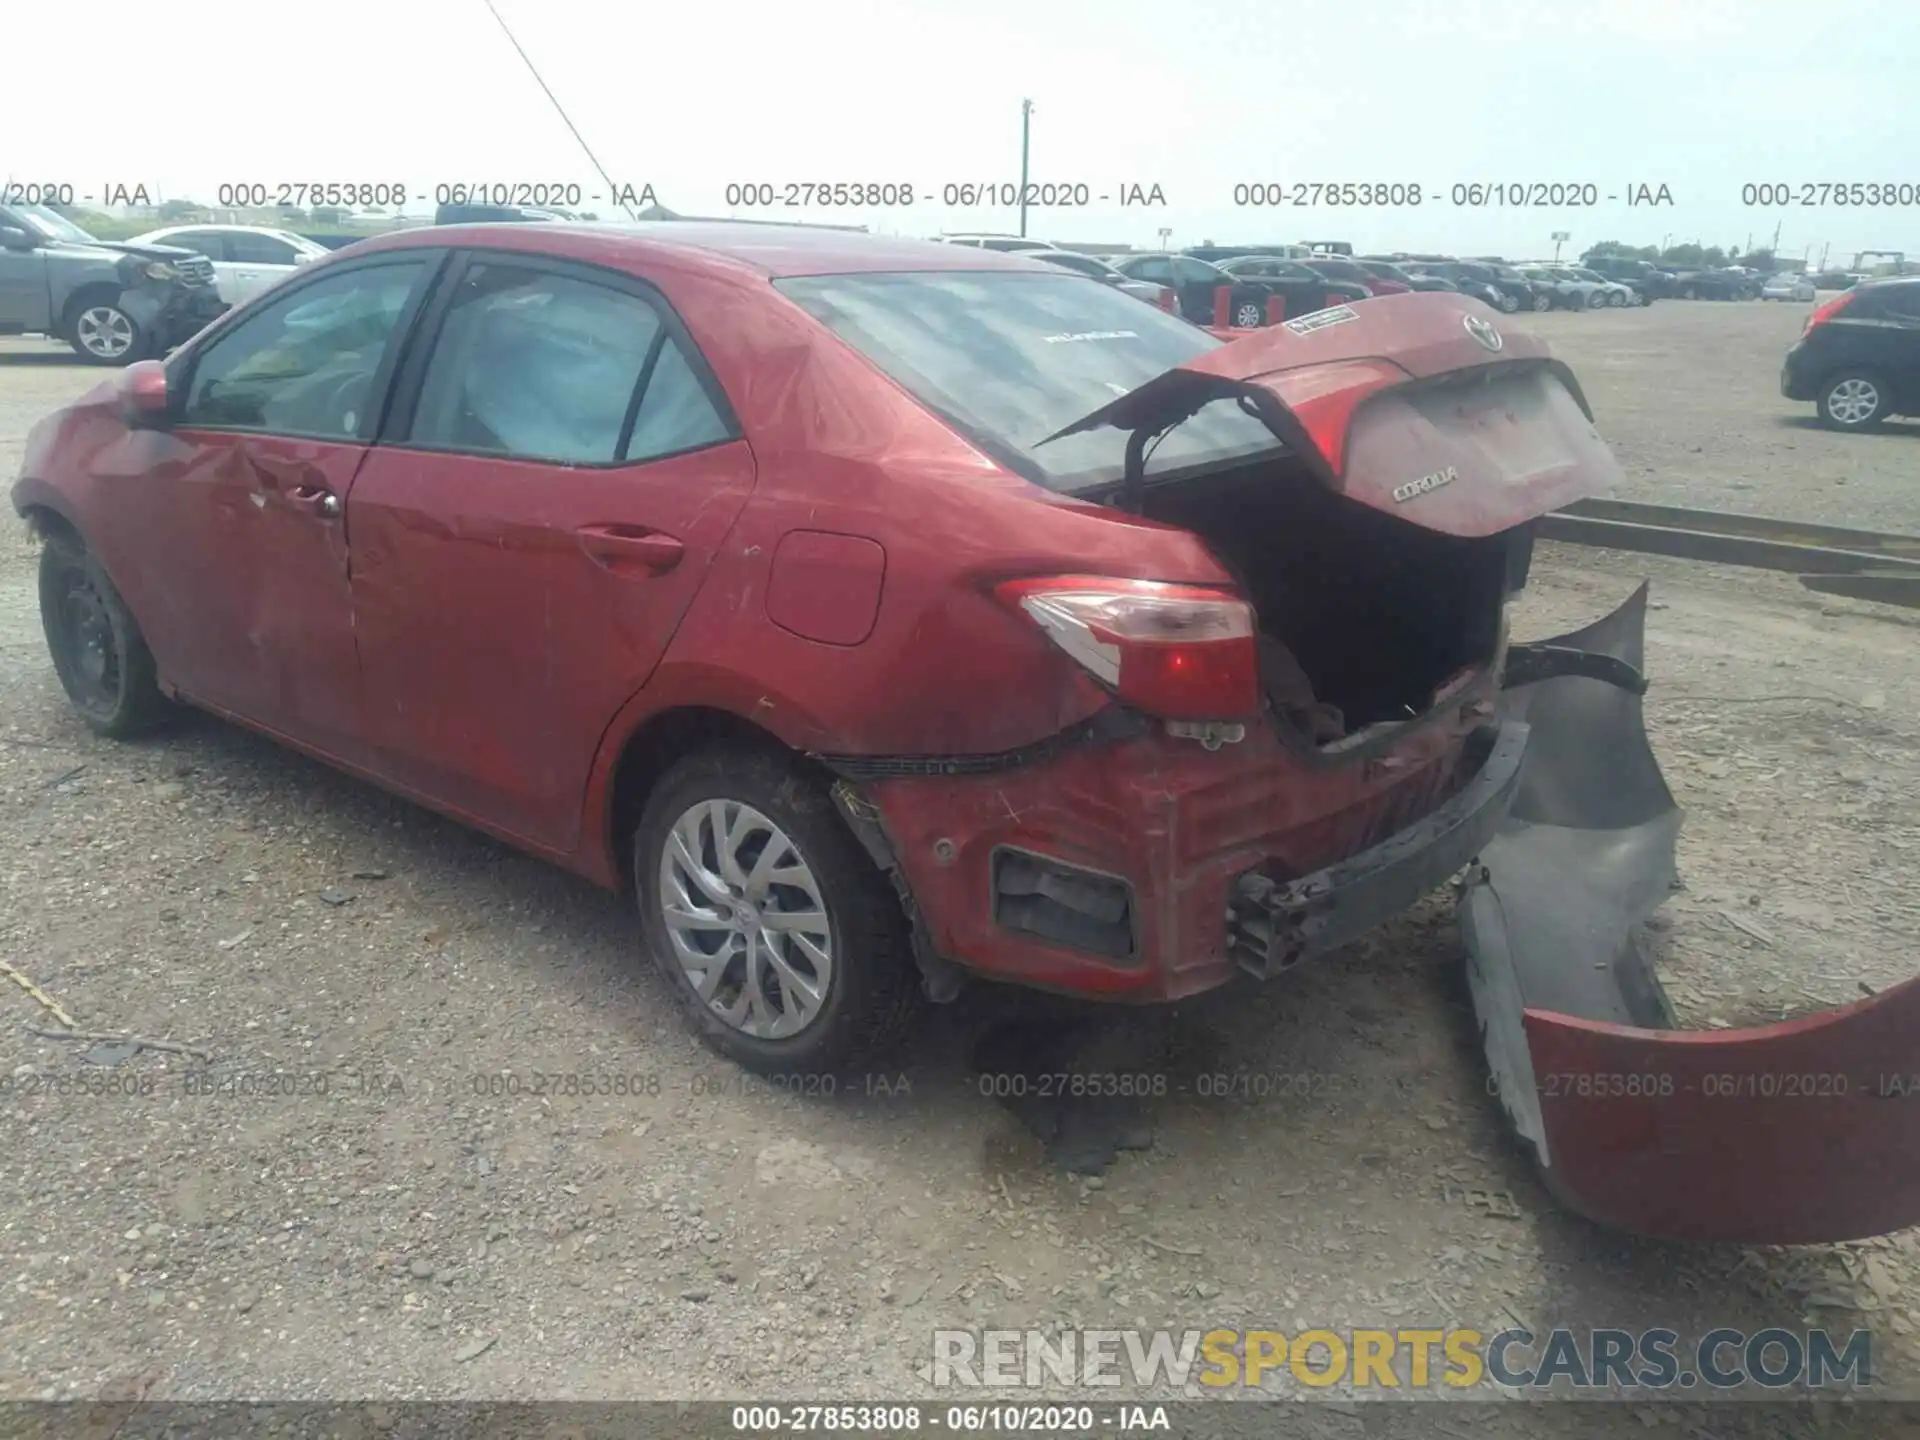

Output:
xmin=1761 ymin=271 xmax=1817 ymax=302
xmin=1027 ymin=248 xmax=1172 ymax=306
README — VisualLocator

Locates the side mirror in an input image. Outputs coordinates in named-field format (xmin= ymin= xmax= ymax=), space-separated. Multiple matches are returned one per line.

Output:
xmin=0 ymin=225 xmax=37 ymax=251
xmin=117 ymin=360 xmax=171 ymax=428
xmin=293 ymin=251 xmax=316 ymax=266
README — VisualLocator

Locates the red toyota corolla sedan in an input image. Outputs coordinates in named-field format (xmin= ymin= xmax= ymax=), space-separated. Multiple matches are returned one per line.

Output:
xmin=18 ymin=224 xmax=1920 ymax=1246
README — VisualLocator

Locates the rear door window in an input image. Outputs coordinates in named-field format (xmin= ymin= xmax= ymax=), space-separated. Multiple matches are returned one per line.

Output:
xmin=406 ymin=261 xmax=733 ymax=465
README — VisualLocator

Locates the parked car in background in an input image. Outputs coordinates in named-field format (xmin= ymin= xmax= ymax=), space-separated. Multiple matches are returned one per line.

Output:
xmin=1581 ymin=256 xmax=1678 ymax=300
xmin=1664 ymin=267 xmax=1755 ymax=301
xmin=937 ymin=234 xmax=1059 ymax=253
xmin=1761 ymin=271 xmax=1817 ymax=303
xmin=1811 ymin=270 xmax=1861 ymax=291
xmin=1396 ymin=259 xmax=1533 ymax=313
xmin=1517 ymin=264 xmax=1608 ymax=310
xmin=1299 ymin=256 xmax=1409 ymax=296
xmin=0 ymin=202 xmax=227 ymax=364
xmin=127 ymin=225 xmax=331 ymax=307
xmin=1389 ymin=261 xmax=1507 ymax=311
xmin=1565 ymin=266 xmax=1641 ymax=307
xmin=1110 ymin=252 xmax=1285 ymax=326
xmin=1029 ymin=249 xmax=1171 ymax=306
xmin=1214 ymin=255 xmax=1372 ymax=313
xmin=1185 ymin=244 xmax=1313 ymax=263
xmin=1781 ymin=275 xmax=1920 ymax=430
xmin=1353 ymin=259 xmax=1453 ymax=294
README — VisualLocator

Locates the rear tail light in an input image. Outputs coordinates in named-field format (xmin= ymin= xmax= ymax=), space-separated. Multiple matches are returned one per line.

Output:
xmin=995 ymin=576 xmax=1258 ymax=721
xmin=1804 ymin=292 xmax=1853 ymax=334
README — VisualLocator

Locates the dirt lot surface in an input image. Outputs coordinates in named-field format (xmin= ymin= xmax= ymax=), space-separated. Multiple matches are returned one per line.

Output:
xmin=0 ymin=300 xmax=1917 ymax=1428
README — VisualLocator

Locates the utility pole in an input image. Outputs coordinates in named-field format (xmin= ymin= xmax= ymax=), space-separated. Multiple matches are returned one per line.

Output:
xmin=1018 ymin=99 xmax=1034 ymax=238
xmin=1157 ymin=226 xmax=1172 ymax=251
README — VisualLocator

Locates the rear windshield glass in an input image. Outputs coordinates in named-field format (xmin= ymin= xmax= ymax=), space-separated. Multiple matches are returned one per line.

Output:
xmin=774 ymin=270 xmax=1281 ymax=492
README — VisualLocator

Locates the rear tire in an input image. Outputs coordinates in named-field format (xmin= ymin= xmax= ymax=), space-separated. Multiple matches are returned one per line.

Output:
xmin=633 ymin=745 xmax=922 ymax=1076
xmin=1815 ymin=371 xmax=1889 ymax=431
xmin=1497 ymin=292 xmax=1520 ymax=314
xmin=1587 ymin=290 xmax=1610 ymax=310
xmin=1530 ymin=292 xmax=1552 ymax=312
xmin=38 ymin=530 xmax=173 ymax=737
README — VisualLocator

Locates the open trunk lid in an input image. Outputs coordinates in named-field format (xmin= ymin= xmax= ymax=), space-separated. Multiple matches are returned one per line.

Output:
xmin=1045 ymin=291 xmax=1625 ymax=538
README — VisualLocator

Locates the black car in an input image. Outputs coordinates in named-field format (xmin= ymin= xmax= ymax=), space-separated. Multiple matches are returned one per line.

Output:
xmin=1582 ymin=255 xmax=1678 ymax=300
xmin=1215 ymin=255 xmax=1372 ymax=315
xmin=1781 ymin=276 xmax=1920 ymax=430
xmin=1111 ymin=252 xmax=1293 ymax=327
xmin=1401 ymin=259 xmax=1537 ymax=314
xmin=1384 ymin=260 xmax=1506 ymax=310
xmin=1665 ymin=267 xmax=1756 ymax=301
xmin=1181 ymin=244 xmax=1310 ymax=264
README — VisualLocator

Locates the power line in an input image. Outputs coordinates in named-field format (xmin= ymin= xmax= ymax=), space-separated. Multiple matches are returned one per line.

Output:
xmin=479 ymin=0 xmax=637 ymax=220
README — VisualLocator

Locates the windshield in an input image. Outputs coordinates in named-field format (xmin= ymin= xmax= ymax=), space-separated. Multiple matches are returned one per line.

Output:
xmin=775 ymin=270 xmax=1281 ymax=493
xmin=10 ymin=203 xmax=97 ymax=244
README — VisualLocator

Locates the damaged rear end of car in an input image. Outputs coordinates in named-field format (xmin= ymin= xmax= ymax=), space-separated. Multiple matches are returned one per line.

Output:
xmin=837 ymin=287 xmax=1920 ymax=1245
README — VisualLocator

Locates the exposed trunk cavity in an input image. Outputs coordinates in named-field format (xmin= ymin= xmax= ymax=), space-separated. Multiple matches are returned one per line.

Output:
xmin=1142 ymin=459 xmax=1515 ymax=743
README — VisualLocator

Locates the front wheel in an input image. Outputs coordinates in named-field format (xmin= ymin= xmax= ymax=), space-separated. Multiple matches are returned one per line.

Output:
xmin=64 ymin=298 xmax=147 ymax=366
xmin=1586 ymin=290 xmax=1609 ymax=310
xmin=1233 ymin=300 xmax=1264 ymax=328
xmin=38 ymin=530 xmax=173 ymax=736
xmin=1530 ymin=292 xmax=1552 ymax=312
xmin=1607 ymin=290 xmax=1629 ymax=307
xmin=634 ymin=747 xmax=922 ymax=1075
xmin=1816 ymin=371 xmax=1889 ymax=431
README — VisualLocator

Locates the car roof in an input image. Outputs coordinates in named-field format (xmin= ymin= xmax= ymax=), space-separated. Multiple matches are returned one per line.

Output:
xmin=345 ymin=222 xmax=1055 ymax=279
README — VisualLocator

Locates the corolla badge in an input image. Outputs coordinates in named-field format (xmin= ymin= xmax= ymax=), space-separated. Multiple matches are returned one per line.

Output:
xmin=1392 ymin=465 xmax=1459 ymax=504
xmin=1464 ymin=314 xmax=1503 ymax=351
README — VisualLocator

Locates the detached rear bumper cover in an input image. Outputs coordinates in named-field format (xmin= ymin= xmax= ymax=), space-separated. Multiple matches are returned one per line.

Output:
xmin=1231 ymin=721 xmax=1528 ymax=978
xmin=1463 ymin=583 xmax=1920 ymax=1244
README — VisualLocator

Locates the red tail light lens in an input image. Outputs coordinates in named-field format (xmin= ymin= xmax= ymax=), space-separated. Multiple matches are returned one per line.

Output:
xmin=995 ymin=576 xmax=1259 ymax=720
xmin=1804 ymin=293 xmax=1852 ymax=334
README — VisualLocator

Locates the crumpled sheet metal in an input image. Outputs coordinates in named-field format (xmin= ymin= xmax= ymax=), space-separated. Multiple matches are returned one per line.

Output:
xmin=1461 ymin=582 xmax=1920 ymax=1244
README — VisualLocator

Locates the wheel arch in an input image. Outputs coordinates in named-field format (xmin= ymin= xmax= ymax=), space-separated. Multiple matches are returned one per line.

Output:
xmin=58 ymin=282 xmax=128 ymax=336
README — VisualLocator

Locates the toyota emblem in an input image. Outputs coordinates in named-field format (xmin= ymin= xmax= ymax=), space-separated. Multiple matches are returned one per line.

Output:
xmin=1464 ymin=314 xmax=1503 ymax=352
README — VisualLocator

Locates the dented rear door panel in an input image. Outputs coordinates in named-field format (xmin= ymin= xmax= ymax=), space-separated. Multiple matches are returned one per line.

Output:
xmin=346 ymin=441 xmax=757 ymax=855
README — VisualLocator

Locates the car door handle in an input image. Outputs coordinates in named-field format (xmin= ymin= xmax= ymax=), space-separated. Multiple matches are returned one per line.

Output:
xmin=576 ymin=525 xmax=685 ymax=574
xmin=287 ymin=485 xmax=341 ymax=519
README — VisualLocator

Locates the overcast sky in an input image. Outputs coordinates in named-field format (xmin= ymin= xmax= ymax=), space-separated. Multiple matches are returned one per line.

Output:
xmin=4 ymin=0 xmax=1915 ymax=262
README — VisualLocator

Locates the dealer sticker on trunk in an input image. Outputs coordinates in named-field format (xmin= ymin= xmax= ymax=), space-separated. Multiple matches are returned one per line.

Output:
xmin=1392 ymin=465 xmax=1459 ymax=503
xmin=1284 ymin=306 xmax=1360 ymax=335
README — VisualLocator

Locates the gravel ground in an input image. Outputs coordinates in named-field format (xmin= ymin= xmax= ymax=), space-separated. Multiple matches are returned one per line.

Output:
xmin=0 ymin=301 xmax=1917 ymax=1420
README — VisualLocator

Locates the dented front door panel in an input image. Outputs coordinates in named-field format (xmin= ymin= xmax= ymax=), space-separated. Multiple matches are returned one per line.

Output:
xmin=1463 ymin=584 xmax=1920 ymax=1244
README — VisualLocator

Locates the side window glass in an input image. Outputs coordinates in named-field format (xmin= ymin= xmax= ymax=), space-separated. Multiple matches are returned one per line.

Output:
xmin=1172 ymin=259 xmax=1218 ymax=285
xmin=1130 ymin=258 xmax=1171 ymax=284
xmin=625 ymin=335 xmax=730 ymax=462
xmin=181 ymin=260 xmax=426 ymax=438
xmin=228 ymin=233 xmax=298 ymax=265
xmin=409 ymin=264 xmax=664 ymax=465
xmin=169 ymin=232 xmax=228 ymax=262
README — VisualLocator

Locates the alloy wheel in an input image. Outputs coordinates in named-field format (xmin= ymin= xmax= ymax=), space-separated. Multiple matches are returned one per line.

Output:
xmin=1824 ymin=377 xmax=1882 ymax=427
xmin=1234 ymin=302 xmax=1264 ymax=328
xmin=75 ymin=306 xmax=135 ymax=360
xmin=657 ymin=799 xmax=834 ymax=1040
xmin=1498 ymin=294 xmax=1520 ymax=313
